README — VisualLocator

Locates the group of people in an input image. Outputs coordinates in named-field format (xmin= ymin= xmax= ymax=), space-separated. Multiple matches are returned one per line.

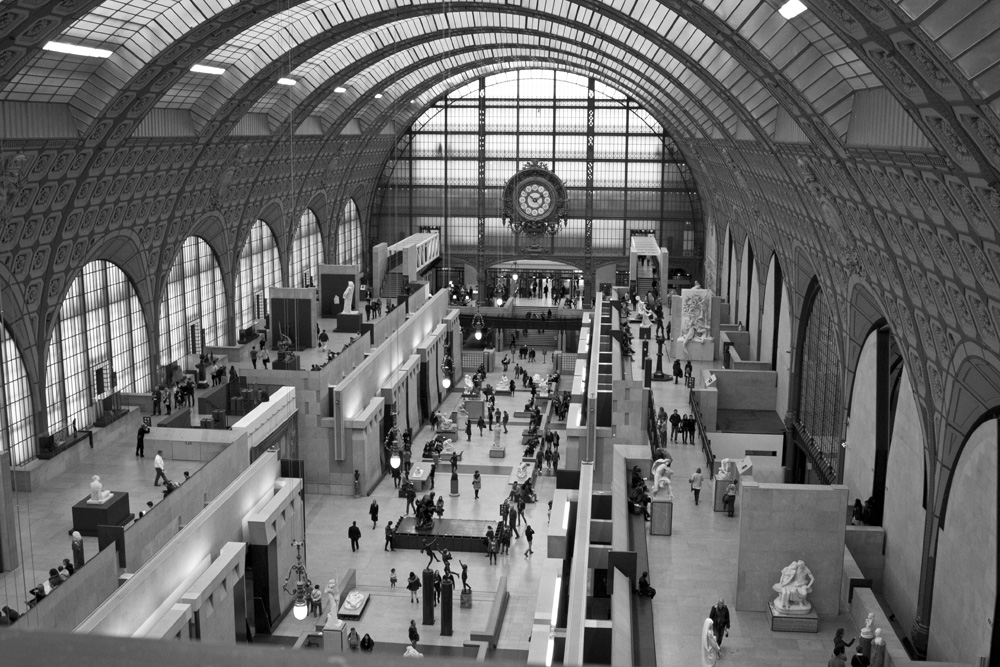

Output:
xmin=363 ymin=298 xmax=384 ymax=320
xmin=658 ymin=408 xmax=697 ymax=446
xmin=151 ymin=377 xmax=196 ymax=415
xmin=700 ymin=599 xmax=732 ymax=665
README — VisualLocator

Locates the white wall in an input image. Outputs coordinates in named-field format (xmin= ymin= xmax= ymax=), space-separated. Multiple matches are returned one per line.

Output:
xmin=708 ymin=432 xmax=783 ymax=468
xmin=881 ymin=368 xmax=925 ymax=638
xmin=929 ymin=417 xmax=996 ymax=663
xmin=842 ymin=333 xmax=878 ymax=505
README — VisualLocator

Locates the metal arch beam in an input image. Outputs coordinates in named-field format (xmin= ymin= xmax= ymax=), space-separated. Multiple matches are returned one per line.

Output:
xmin=260 ymin=38 xmax=707 ymax=142
xmin=188 ymin=9 xmax=748 ymax=144
xmin=15 ymin=3 xmax=765 ymax=148
xmin=246 ymin=25 xmax=731 ymax=141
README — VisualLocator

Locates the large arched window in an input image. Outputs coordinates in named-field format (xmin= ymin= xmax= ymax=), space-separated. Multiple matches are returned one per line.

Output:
xmin=1 ymin=325 xmax=35 ymax=465
xmin=46 ymin=261 xmax=150 ymax=433
xmin=159 ymin=236 xmax=227 ymax=367
xmin=290 ymin=209 xmax=324 ymax=287
xmin=336 ymin=200 xmax=362 ymax=266
xmin=236 ymin=219 xmax=281 ymax=330
xmin=797 ymin=283 xmax=844 ymax=475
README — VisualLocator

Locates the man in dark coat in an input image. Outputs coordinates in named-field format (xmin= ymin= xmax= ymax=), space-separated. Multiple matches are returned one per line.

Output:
xmin=709 ymin=598 xmax=731 ymax=652
xmin=348 ymin=521 xmax=362 ymax=552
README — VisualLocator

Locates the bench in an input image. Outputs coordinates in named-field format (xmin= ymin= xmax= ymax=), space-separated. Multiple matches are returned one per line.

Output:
xmin=628 ymin=512 xmax=657 ymax=666
xmin=469 ymin=576 xmax=509 ymax=649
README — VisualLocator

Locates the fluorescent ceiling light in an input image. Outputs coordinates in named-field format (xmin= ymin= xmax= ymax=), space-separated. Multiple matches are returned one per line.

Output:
xmin=190 ymin=64 xmax=226 ymax=75
xmin=334 ymin=86 xmax=347 ymax=93
xmin=277 ymin=78 xmax=297 ymax=86
xmin=779 ymin=0 xmax=807 ymax=19
xmin=43 ymin=41 xmax=113 ymax=58
xmin=374 ymin=93 xmax=383 ymax=99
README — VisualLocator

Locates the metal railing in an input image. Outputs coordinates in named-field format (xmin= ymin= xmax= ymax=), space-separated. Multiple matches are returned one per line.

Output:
xmin=689 ymin=388 xmax=715 ymax=479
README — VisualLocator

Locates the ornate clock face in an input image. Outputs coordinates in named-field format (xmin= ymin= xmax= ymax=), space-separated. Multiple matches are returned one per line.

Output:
xmin=517 ymin=178 xmax=555 ymax=221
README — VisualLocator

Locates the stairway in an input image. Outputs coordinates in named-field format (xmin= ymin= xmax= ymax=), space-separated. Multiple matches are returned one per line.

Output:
xmin=380 ymin=272 xmax=405 ymax=299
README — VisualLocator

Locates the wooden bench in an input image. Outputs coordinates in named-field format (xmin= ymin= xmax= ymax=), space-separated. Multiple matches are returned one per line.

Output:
xmin=469 ymin=576 xmax=509 ymax=649
xmin=628 ymin=513 xmax=657 ymax=666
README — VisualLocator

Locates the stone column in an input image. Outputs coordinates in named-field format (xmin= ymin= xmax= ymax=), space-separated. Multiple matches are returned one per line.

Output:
xmin=440 ymin=576 xmax=453 ymax=636
xmin=422 ymin=568 xmax=435 ymax=625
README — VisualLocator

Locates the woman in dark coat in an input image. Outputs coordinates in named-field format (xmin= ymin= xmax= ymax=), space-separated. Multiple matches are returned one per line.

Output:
xmin=672 ymin=359 xmax=683 ymax=384
xmin=369 ymin=499 xmax=379 ymax=529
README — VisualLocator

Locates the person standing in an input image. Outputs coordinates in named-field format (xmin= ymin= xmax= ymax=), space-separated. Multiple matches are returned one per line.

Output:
xmin=250 ymin=346 xmax=258 ymax=369
xmin=486 ymin=529 xmax=498 ymax=565
xmin=709 ymin=599 xmax=730 ymax=653
xmin=689 ymin=467 xmax=704 ymax=505
xmin=369 ymin=499 xmax=379 ymax=529
xmin=517 ymin=498 xmax=526 ymax=525
xmin=385 ymin=521 xmax=395 ymax=551
xmin=70 ymin=530 xmax=85 ymax=570
xmin=850 ymin=645 xmax=870 ymax=667
xmin=502 ymin=411 xmax=509 ymax=433
xmin=162 ymin=385 xmax=172 ymax=415
xmin=669 ymin=409 xmax=681 ymax=442
xmin=151 ymin=387 xmax=161 ymax=415
xmin=466 ymin=419 xmax=473 ymax=442
xmin=523 ymin=524 xmax=535 ymax=558
xmin=405 ymin=483 xmax=417 ymax=514
xmin=680 ymin=414 xmax=691 ymax=444
xmin=472 ymin=471 xmax=482 ymax=499
xmin=429 ymin=463 xmax=436 ymax=490
xmin=153 ymin=450 xmax=168 ymax=486
xmin=477 ymin=415 xmax=486 ymax=437
xmin=828 ymin=646 xmax=848 ymax=667
xmin=407 ymin=572 xmax=421 ymax=603
xmin=552 ymin=447 xmax=560 ymax=474
xmin=135 ymin=423 xmax=150 ymax=457
xmin=834 ymin=629 xmax=856 ymax=655
xmin=672 ymin=359 xmax=683 ymax=384
xmin=408 ymin=619 xmax=420 ymax=646
xmin=724 ymin=482 xmax=737 ymax=517
xmin=684 ymin=359 xmax=693 ymax=379
xmin=487 ymin=406 xmax=494 ymax=431
xmin=348 ymin=521 xmax=362 ymax=552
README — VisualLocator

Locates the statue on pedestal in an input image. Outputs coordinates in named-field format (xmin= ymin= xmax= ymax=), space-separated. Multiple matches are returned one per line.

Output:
xmin=324 ymin=578 xmax=340 ymax=617
xmin=870 ymin=628 xmax=886 ymax=667
xmin=716 ymin=459 xmax=733 ymax=480
xmin=342 ymin=281 xmax=357 ymax=314
xmin=651 ymin=459 xmax=674 ymax=499
xmin=771 ymin=560 xmax=815 ymax=614
xmin=861 ymin=612 xmax=875 ymax=638
xmin=87 ymin=476 xmax=113 ymax=504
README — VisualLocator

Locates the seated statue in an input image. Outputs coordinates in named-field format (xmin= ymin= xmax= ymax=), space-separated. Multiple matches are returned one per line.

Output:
xmin=716 ymin=458 xmax=733 ymax=480
xmin=87 ymin=475 xmax=113 ymax=504
xmin=772 ymin=560 xmax=815 ymax=614
xmin=650 ymin=459 xmax=674 ymax=499
xmin=434 ymin=411 xmax=456 ymax=431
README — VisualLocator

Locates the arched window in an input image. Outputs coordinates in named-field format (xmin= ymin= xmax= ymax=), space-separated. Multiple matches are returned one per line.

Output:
xmin=290 ymin=209 xmax=324 ymax=287
xmin=236 ymin=219 xmax=281 ymax=331
xmin=798 ymin=283 xmax=844 ymax=474
xmin=336 ymin=200 xmax=362 ymax=266
xmin=1 ymin=324 xmax=35 ymax=465
xmin=46 ymin=261 xmax=150 ymax=433
xmin=159 ymin=236 xmax=227 ymax=367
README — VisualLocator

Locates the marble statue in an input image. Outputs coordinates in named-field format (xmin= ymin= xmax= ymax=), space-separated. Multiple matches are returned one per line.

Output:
xmin=87 ymin=475 xmax=113 ymax=504
xmin=771 ymin=560 xmax=815 ymax=614
xmin=324 ymin=578 xmax=340 ymax=616
xmin=861 ymin=612 xmax=875 ymax=638
xmin=678 ymin=286 xmax=714 ymax=348
xmin=716 ymin=458 xmax=733 ymax=480
xmin=651 ymin=459 xmax=674 ymax=499
xmin=439 ymin=438 xmax=457 ymax=455
xmin=870 ymin=628 xmax=886 ymax=667
xmin=516 ymin=462 xmax=529 ymax=479
xmin=342 ymin=281 xmax=356 ymax=314
xmin=434 ymin=412 xmax=456 ymax=431
xmin=342 ymin=590 xmax=365 ymax=612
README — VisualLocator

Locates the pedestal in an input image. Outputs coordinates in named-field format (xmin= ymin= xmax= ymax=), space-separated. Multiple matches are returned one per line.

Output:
xmin=450 ymin=474 xmax=460 ymax=497
xmin=322 ymin=616 xmax=346 ymax=652
xmin=460 ymin=591 xmax=473 ymax=609
xmin=859 ymin=635 xmax=873 ymax=658
xmin=422 ymin=569 xmax=435 ymax=625
xmin=650 ymin=498 xmax=672 ymax=536
xmin=489 ymin=447 xmax=506 ymax=458
xmin=653 ymin=338 xmax=666 ymax=380
xmin=72 ymin=492 xmax=132 ymax=537
xmin=870 ymin=640 xmax=886 ymax=667
xmin=336 ymin=312 xmax=363 ymax=333
xmin=713 ymin=480 xmax=729 ymax=512
xmin=765 ymin=602 xmax=819 ymax=632
xmin=440 ymin=577 xmax=453 ymax=636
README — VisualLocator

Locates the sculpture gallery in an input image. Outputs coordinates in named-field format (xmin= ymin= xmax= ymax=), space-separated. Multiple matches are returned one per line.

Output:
xmin=772 ymin=560 xmax=815 ymax=614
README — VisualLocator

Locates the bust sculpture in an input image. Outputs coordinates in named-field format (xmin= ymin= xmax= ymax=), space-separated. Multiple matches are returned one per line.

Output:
xmin=342 ymin=281 xmax=356 ymax=314
xmin=771 ymin=560 xmax=815 ymax=614
xmin=87 ymin=475 xmax=113 ymax=504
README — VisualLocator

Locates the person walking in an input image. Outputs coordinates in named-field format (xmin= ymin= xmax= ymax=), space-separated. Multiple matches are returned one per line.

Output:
xmin=348 ymin=521 xmax=362 ymax=551
xmin=406 ymin=572 xmax=421 ymax=603
xmin=709 ymin=599 xmax=730 ymax=654
xmin=487 ymin=407 xmax=494 ymax=431
xmin=552 ymin=447 xmax=560 ymax=474
xmin=153 ymin=450 xmax=168 ymax=486
xmin=429 ymin=463 xmax=436 ymax=490
xmin=517 ymin=498 xmax=526 ymax=525
xmin=466 ymin=419 xmax=473 ymax=442
xmin=250 ymin=346 xmax=258 ymax=369
xmin=689 ymin=467 xmax=704 ymax=505
xmin=405 ymin=483 xmax=417 ymax=514
xmin=672 ymin=359 xmax=683 ymax=384
xmin=408 ymin=619 xmax=420 ymax=647
xmin=384 ymin=522 xmax=395 ymax=551
xmin=524 ymin=524 xmax=535 ymax=558
xmin=261 ymin=348 xmax=270 ymax=369
xmin=319 ymin=329 xmax=329 ymax=350
xmin=502 ymin=411 xmax=509 ymax=433
xmin=135 ymin=423 xmax=150 ymax=457
xmin=477 ymin=415 xmax=486 ymax=437
xmin=369 ymin=499 xmax=379 ymax=528
xmin=472 ymin=471 xmax=481 ymax=499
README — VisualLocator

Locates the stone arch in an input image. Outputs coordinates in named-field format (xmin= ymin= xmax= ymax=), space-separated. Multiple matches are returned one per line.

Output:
xmin=760 ymin=252 xmax=793 ymax=414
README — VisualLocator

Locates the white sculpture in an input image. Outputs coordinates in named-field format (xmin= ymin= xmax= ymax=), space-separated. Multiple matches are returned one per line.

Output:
xmin=342 ymin=281 xmax=356 ymax=314
xmin=771 ymin=560 xmax=815 ymax=614
xmin=716 ymin=458 xmax=733 ymax=480
xmin=650 ymin=459 xmax=674 ymax=499
xmin=324 ymin=578 xmax=340 ymax=615
xmin=678 ymin=286 xmax=714 ymax=348
xmin=403 ymin=646 xmax=424 ymax=658
xmin=434 ymin=412 xmax=456 ymax=431
xmin=342 ymin=590 xmax=365 ymax=611
xmin=440 ymin=438 xmax=457 ymax=455
xmin=871 ymin=628 xmax=886 ymax=667
xmin=87 ymin=475 xmax=113 ymax=504
xmin=861 ymin=612 xmax=875 ymax=638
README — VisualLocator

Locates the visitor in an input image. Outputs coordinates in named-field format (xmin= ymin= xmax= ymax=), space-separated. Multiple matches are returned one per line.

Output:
xmin=689 ymin=468 xmax=704 ymax=505
xmin=407 ymin=571 xmax=421 ymax=603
